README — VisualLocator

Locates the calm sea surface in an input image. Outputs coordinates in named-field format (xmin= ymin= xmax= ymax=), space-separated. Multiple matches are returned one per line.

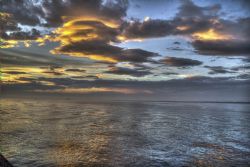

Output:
xmin=0 ymin=98 xmax=250 ymax=167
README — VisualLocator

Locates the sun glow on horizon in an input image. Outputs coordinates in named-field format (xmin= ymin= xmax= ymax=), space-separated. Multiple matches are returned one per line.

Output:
xmin=33 ymin=87 xmax=153 ymax=94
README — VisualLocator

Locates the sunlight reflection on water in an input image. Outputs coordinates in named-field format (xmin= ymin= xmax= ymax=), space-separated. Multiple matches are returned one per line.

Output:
xmin=0 ymin=99 xmax=250 ymax=166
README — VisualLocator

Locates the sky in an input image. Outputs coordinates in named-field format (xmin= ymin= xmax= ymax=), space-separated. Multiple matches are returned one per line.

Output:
xmin=0 ymin=0 xmax=250 ymax=101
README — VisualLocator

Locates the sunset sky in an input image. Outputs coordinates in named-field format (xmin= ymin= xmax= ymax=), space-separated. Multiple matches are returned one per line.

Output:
xmin=0 ymin=0 xmax=250 ymax=101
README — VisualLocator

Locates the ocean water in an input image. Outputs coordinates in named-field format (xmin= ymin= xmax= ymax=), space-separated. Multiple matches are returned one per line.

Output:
xmin=0 ymin=98 xmax=250 ymax=167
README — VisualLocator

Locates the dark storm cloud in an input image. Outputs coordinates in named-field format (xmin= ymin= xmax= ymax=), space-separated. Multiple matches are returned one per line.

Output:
xmin=161 ymin=57 xmax=202 ymax=67
xmin=192 ymin=40 xmax=250 ymax=55
xmin=105 ymin=66 xmax=152 ymax=77
xmin=204 ymin=66 xmax=236 ymax=74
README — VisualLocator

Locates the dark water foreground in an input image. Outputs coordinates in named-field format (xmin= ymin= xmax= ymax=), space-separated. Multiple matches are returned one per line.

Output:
xmin=0 ymin=98 xmax=250 ymax=167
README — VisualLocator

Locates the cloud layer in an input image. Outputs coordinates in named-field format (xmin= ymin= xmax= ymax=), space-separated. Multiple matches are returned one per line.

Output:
xmin=1 ymin=0 xmax=250 ymax=95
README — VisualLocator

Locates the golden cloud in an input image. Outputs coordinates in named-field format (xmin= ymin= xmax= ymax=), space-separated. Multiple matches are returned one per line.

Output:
xmin=192 ymin=29 xmax=233 ymax=41
xmin=37 ymin=16 xmax=122 ymax=63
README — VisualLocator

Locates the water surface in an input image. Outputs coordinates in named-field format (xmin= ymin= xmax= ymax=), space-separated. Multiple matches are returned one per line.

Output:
xmin=0 ymin=98 xmax=250 ymax=166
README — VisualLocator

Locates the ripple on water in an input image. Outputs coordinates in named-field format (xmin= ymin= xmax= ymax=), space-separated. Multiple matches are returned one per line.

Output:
xmin=0 ymin=99 xmax=250 ymax=166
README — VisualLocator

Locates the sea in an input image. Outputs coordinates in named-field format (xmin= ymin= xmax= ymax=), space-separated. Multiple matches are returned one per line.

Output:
xmin=0 ymin=98 xmax=250 ymax=167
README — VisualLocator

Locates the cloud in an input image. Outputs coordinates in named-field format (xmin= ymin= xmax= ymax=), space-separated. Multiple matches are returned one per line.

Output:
xmin=173 ymin=41 xmax=181 ymax=45
xmin=120 ymin=19 xmax=174 ymax=39
xmin=2 ymin=0 xmax=249 ymax=58
xmin=0 ymin=12 xmax=19 ymax=34
xmin=119 ymin=0 xmax=250 ymax=56
xmin=50 ymin=19 xmax=120 ymax=44
xmin=243 ymin=58 xmax=250 ymax=63
xmin=0 ymin=0 xmax=43 ymax=26
xmin=3 ymin=71 xmax=27 ymax=75
xmin=2 ymin=76 xmax=249 ymax=101
xmin=120 ymin=0 xmax=220 ymax=40
xmin=231 ymin=65 xmax=250 ymax=71
xmin=192 ymin=39 xmax=250 ymax=55
xmin=0 ymin=0 xmax=128 ymax=48
xmin=3 ymin=28 xmax=41 ymax=42
xmin=68 ymin=75 xmax=100 ymax=80
xmin=189 ymin=17 xmax=250 ymax=55
xmin=176 ymin=0 xmax=221 ymax=18
xmin=204 ymin=66 xmax=236 ymax=74
xmin=237 ymin=74 xmax=250 ymax=80
xmin=123 ymin=0 xmax=246 ymax=42
xmin=166 ymin=46 xmax=187 ymax=51
xmin=105 ymin=66 xmax=152 ymax=77
xmin=65 ymin=69 xmax=86 ymax=72
xmin=38 ymin=15 xmax=159 ymax=64
xmin=7 ymin=28 xmax=41 ymax=40
xmin=50 ymin=32 xmax=159 ymax=63
xmin=0 ymin=0 xmax=128 ymax=27
xmin=0 ymin=12 xmax=41 ymax=47
xmin=0 ymin=12 xmax=19 ymax=47
xmin=162 ymin=72 xmax=179 ymax=75
xmin=161 ymin=57 xmax=202 ymax=67
xmin=118 ymin=49 xmax=158 ymax=63
xmin=42 ymin=0 xmax=128 ymax=27
xmin=43 ymin=71 xmax=63 ymax=76
xmin=53 ymin=40 xmax=121 ymax=63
